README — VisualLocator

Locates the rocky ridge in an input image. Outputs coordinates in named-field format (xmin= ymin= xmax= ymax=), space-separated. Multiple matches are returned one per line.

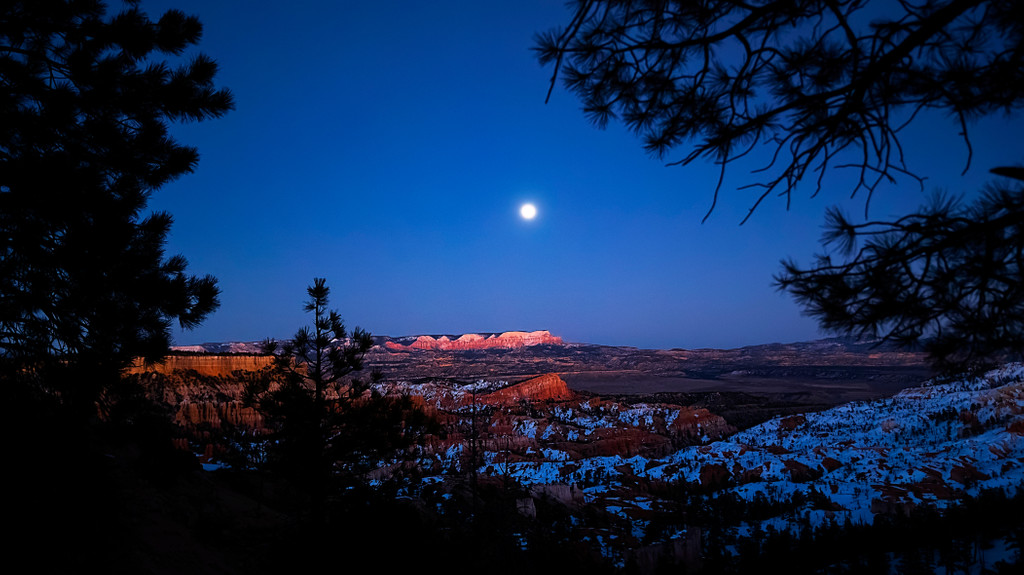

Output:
xmin=126 ymin=354 xmax=273 ymax=377
xmin=172 ymin=330 xmax=565 ymax=355
xmin=383 ymin=330 xmax=563 ymax=351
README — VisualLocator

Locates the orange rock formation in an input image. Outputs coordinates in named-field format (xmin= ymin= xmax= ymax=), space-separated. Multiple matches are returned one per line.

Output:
xmin=124 ymin=354 xmax=274 ymax=377
xmin=479 ymin=373 xmax=574 ymax=404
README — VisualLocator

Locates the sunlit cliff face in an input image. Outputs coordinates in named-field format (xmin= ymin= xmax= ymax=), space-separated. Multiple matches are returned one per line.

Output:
xmin=124 ymin=354 xmax=275 ymax=377
xmin=385 ymin=330 xmax=564 ymax=351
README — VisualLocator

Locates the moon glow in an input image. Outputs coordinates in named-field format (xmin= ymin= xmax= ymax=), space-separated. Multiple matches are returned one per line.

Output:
xmin=520 ymin=203 xmax=537 ymax=220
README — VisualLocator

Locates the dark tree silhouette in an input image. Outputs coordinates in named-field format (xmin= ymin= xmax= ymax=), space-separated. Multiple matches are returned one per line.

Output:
xmin=251 ymin=278 xmax=436 ymax=525
xmin=538 ymin=0 xmax=1024 ymax=371
xmin=537 ymin=0 xmax=1023 ymax=221
xmin=252 ymin=278 xmax=373 ymax=523
xmin=260 ymin=278 xmax=374 ymax=407
xmin=777 ymin=173 xmax=1024 ymax=372
xmin=0 ymin=0 xmax=233 ymax=403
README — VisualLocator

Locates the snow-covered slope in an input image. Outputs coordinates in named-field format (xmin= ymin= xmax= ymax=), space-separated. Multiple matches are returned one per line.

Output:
xmin=495 ymin=364 xmax=1024 ymax=528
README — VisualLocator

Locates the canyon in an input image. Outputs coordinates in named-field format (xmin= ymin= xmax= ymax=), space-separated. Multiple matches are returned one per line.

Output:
xmin=151 ymin=330 xmax=934 ymax=449
xmin=124 ymin=332 xmax=1024 ymax=570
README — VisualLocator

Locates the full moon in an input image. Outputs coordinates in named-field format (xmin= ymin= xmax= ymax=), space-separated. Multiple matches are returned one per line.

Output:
xmin=520 ymin=203 xmax=537 ymax=220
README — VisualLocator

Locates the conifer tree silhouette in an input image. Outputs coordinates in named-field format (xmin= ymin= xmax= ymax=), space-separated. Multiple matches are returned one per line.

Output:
xmin=776 ymin=170 xmax=1024 ymax=372
xmin=254 ymin=278 xmax=373 ymax=524
xmin=251 ymin=278 xmax=436 ymax=525
xmin=538 ymin=0 xmax=1024 ymax=371
xmin=0 ymin=0 xmax=233 ymax=404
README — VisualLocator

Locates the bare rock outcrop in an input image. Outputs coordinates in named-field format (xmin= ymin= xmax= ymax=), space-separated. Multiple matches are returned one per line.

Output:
xmin=668 ymin=407 xmax=735 ymax=441
xmin=125 ymin=354 xmax=273 ymax=377
xmin=699 ymin=463 xmax=731 ymax=487
xmin=479 ymin=373 xmax=574 ymax=404
xmin=173 ymin=402 xmax=265 ymax=430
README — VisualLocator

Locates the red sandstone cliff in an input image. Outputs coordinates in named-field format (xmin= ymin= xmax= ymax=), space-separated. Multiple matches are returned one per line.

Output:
xmin=479 ymin=373 xmax=574 ymax=404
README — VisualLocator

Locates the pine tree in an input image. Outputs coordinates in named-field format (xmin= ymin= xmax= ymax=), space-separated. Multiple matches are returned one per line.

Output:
xmin=538 ymin=0 xmax=1024 ymax=371
xmin=0 ymin=0 xmax=233 ymax=404
xmin=776 ymin=177 xmax=1024 ymax=372
xmin=249 ymin=278 xmax=437 ymax=525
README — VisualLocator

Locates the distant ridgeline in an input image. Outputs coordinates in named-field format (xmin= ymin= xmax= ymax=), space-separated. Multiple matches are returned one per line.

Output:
xmin=123 ymin=330 xmax=565 ymax=376
xmin=124 ymin=354 xmax=275 ymax=377
xmin=161 ymin=330 xmax=565 ymax=355
xmin=383 ymin=330 xmax=564 ymax=351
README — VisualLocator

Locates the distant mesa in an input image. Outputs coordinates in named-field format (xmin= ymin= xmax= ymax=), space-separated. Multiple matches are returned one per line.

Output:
xmin=384 ymin=330 xmax=563 ymax=351
xmin=169 ymin=330 xmax=565 ymax=355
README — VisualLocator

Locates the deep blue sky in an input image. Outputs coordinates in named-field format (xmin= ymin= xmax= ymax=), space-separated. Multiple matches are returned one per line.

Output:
xmin=141 ymin=0 xmax=1023 ymax=350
